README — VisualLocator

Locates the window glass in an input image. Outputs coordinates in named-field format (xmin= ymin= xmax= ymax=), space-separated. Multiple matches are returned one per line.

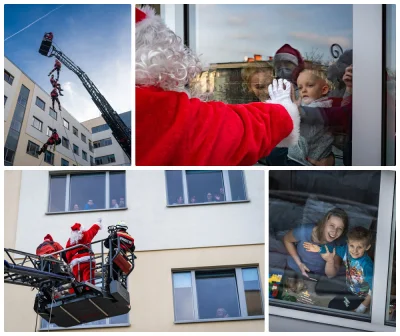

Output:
xmin=61 ymin=158 xmax=69 ymax=166
xmin=269 ymin=171 xmax=381 ymax=318
xmin=10 ymin=119 xmax=22 ymax=133
xmin=62 ymin=137 xmax=69 ymax=149
xmin=173 ymin=272 xmax=194 ymax=321
xmin=69 ymin=174 xmax=105 ymax=211
xmin=195 ymin=269 xmax=240 ymax=319
xmin=81 ymin=133 xmax=87 ymax=143
xmin=63 ymin=118 xmax=69 ymax=129
xmin=166 ymin=170 xmax=184 ymax=205
xmin=49 ymin=108 xmax=57 ymax=120
xmin=82 ymin=151 xmax=87 ymax=161
xmin=73 ymin=127 xmax=78 ymax=136
xmin=26 ymin=141 xmax=39 ymax=158
xmin=32 ymin=117 xmax=42 ymax=131
xmin=49 ymin=176 xmax=66 ymax=212
xmin=186 ymin=170 xmax=224 ymax=204
xmin=44 ymin=151 xmax=54 ymax=165
xmin=386 ymin=193 xmax=395 ymax=325
xmin=73 ymin=144 xmax=79 ymax=155
xmin=4 ymin=148 xmax=15 ymax=164
xmin=385 ymin=4 xmax=395 ymax=165
xmin=242 ymin=268 xmax=263 ymax=316
xmin=35 ymin=97 xmax=45 ymax=110
xmin=194 ymin=4 xmax=353 ymax=166
xmin=228 ymin=170 xmax=247 ymax=201
xmin=110 ymin=172 xmax=126 ymax=208
xmin=4 ymin=70 xmax=14 ymax=85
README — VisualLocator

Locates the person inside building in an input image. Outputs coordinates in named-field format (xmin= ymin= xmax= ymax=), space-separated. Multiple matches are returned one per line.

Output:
xmin=36 ymin=234 xmax=66 ymax=273
xmin=50 ymin=74 xmax=64 ymax=96
xmin=48 ymin=59 xmax=62 ymax=80
xmin=104 ymin=221 xmax=135 ymax=283
xmin=51 ymin=87 xmax=62 ymax=111
xmin=65 ymin=219 xmax=102 ymax=292
xmin=37 ymin=128 xmax=61 ymax=156
xmin=135 ymin=6 xmax=300 ymax=166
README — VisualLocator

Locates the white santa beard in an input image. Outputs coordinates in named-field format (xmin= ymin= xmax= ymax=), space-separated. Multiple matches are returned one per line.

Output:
xmin=135 ymin=9 xmax=203 ymax=96
xmin=70 ymin=230 xmax=83 ymax=245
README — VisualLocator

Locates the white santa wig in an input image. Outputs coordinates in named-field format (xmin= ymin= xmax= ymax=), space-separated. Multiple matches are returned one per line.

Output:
xmin=135 ymin=6 xmax=203 ymax=95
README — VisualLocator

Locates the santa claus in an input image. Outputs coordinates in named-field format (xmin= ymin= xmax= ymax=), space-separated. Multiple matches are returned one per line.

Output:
xmin=65 ymin=218 xmax=102 ymax=288
xmin=135 ymin=6 xmax=300 ymax=166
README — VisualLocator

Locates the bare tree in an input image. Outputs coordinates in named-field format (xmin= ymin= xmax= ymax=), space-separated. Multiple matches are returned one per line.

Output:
xmin=303 ymin=47 xmax=325 ymax=65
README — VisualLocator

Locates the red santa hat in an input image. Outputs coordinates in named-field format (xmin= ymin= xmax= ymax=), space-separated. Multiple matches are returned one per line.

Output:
xmin=44 ymin=234 xmax=53 ymax=241
xmin=71 ymin=223 xmax=82 ymax=231
xmin=135 ymin=6 xmax=160 ymax=36
xmin=274 ymin=44 xmax=304 ymax=67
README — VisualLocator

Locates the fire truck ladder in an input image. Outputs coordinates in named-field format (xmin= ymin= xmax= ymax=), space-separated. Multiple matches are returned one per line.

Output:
xmin=39 ymin=35 xmax=131 ymax=160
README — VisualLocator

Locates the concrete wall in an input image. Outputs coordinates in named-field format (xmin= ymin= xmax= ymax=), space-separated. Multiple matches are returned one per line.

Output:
xmin=15 ymin=170 xmax=264 ymax=253
xmin=4 ymin=58 xmax=22 ymax=121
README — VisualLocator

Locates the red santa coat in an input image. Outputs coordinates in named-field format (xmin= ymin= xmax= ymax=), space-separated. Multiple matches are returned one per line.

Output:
xmin=136 ymin=86 xmax=297 ymax=166
xmin=65 ymin=224 xmax=101 ymax=268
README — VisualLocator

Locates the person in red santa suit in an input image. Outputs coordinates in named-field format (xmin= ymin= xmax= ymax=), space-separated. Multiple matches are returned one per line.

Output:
xmin=65 ymin=218 xmax=102 ymax=290
xmin=135 ymin=6 xmax=301 ymax=166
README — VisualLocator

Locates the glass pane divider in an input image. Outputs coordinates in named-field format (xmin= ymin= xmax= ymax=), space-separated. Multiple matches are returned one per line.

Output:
xmin=235 ymin=267 xmax=248 ymax=317
xmin=191 ymin=270 xmax=199 ymax=320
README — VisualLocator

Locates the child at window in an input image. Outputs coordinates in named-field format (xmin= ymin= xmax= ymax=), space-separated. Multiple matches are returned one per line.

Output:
xmin=287 ymin=65 xmax=352 ymax=166
xmin=303 ymin=226 xmax=373 ymax=314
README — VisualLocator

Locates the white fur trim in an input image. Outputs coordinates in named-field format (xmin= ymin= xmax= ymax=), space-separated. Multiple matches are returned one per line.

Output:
xmin=70 ymin=255 xmax=93 ymax=268
xmin=274 ymin=53 xmax=299 ymax=66
xmin=275 ymin=102 xmax=300 ymax=148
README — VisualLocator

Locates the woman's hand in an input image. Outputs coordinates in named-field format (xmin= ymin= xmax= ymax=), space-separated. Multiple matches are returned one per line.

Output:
xmin=298 ymin=263 xmax=310 ymax=277
xmin=320 ymin=245 xmax=336 ymax=262
xmin=303 ymin=242 xmax=321 ymax=253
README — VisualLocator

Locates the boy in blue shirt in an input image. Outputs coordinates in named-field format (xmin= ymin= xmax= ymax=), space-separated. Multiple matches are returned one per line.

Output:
xmin=304 ymin=226 xmax=373 ymax=314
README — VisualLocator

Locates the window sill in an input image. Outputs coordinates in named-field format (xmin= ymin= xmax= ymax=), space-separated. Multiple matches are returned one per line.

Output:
xmin=174 ymin=315 xmax=264 ymax=324
xmin=39 ymin=323 xmax=130 ymax=331
xmin=167 ymin=200 xmax=250 ymax=207
xmin=46 ymin=207 xmax=128 ymax=215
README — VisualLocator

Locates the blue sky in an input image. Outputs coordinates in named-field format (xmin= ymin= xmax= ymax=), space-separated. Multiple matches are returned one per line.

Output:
xmin=197 ymin=4 xmax=354 ymax=66
xmin=5 ymin=5 xmax=131 ymax=122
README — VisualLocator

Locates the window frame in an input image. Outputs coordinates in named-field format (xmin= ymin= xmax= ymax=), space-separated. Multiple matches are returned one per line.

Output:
xmin=61 ymin=158 xmax=69 ymax=166
xmin=172 ymin=266 xmax=264 ymax=323
xmin=32 ymin=116 xmax=43 ymax=132
xmin=63 ymin=118 xmax=69 ymax=130
xmin=73 ymin=144 xmax=79 ymax=156
xmin=62 ymin=137 xmax=69 ymax=149
xmin=82 ymin=150 xmax=88 ymax=161
xmin=181 ymin=4 xmax=385 ymax=166
xmin=49 ymin=107 xmax=57 ymax=120
xmin=73 ymin=126 xmax=78 ymax=137
xmin=165 ymin=170 xmax=249 ymax=206
xmin=81 ymin=133 xmax=87 ymax=143
xmin=35 ymin=97 xmax=46 ymax=111
xmin=4 ymin=95 xmax=8 ymax=106
xmin=26 ymin=140 xmax=40 ymax=158
xmin=4 ymin=70 xmax=14 ymax=85
xmin=46 ymin=171 xmax=127 ymax=214
xmin=269 ymin=170 xmax=395 ymax=332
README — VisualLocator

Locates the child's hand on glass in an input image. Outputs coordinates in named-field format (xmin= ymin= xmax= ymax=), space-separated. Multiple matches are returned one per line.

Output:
xmin=320 ymin=245 xmax=336 ymax=262
xmin=303 ymin=242 xmax=321 ymax=253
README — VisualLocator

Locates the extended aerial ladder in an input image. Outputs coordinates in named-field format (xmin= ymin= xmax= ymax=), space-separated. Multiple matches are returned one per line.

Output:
xmin=4 ymin=226 xmax=136 ymax=328
xmin=38 ymin=34 xmax=131 ymax=160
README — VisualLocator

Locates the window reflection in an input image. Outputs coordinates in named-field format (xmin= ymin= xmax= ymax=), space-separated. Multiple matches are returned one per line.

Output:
xmin=173 ymin=272 xmax=194 ymax=321
xmin=69 ymin=174 xmax=105 ymax=211
xmin=195 ymin=270 xmax=240 ymax=319
xmin=242 ymin=268 xmax=264 ymax=316
xmin=194 ymin=5 xmax=353 ymax=166
xmin=166 ymin=171 xmax=184 ymax=205
xmin=186 ymin=170 xmax=225 ymax=204
xmin=269 ymin=171 xmax=381 ymax=318
xmin=48 ymin=176 xmax=66 ymax=212
xmin=110 ymin=172 xmax=126 ymax=208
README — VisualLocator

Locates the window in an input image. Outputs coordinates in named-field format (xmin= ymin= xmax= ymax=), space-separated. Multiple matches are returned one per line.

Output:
xmin=269 ymin=170 xmax=390 ymax=324
xmin=48 ymin=172 xmax=126 ymax=213
xmin=92 ymin=124 xmax=110 ymax=134
xmin=63 ymin=118 xmax=69 ymax=129
xmin=90 ymin=155 xmax=94 ymax=166
xmin=95 ymin=154 xmax=116 ymax=165
xmin=47 ymin=127 xmax=54 ymax=137
xmin=35 ymin=97 xmax=45 ymax=110
xmin=26 ymin=140 xmax=40 ymax=158
xmin=73 ymin=144 xmax=79 ymax=156
xmin=61 ymin=158 xmax=69 ymax=166
xmin=82 ymin=150 xmax=88 ymax=161
xmin=32 ymin=117 xmax=43 ymax=131
xmin=110 ymin=172 xmax=126 ymax=208
xmin=4 ymin=85 xmax=30 ymax=165
xmin=41 ymin=314 xmax=129 ymax=330
xmin=44 ymin=151 xmax=54 ymax=165
xmin=172 ymin=267 xmax=263 ymax=322
xmin=62 ymin=137 xmax=69 ymax=149
xmin=93 ymin=138 xmax=112 ymax=148
xmin=49 ymin=108 xmax=57 ymax=120
xmin=89 ymin=140 xmax=94 ymax=152
xmin=73 ymin=126 xmax=78 ymax=136
xmin=166 ymin=170 xmax=247 ymax=205
xmin=4 ymin=95 xmax=7 ymax=106
xmin=4 ymin=70 xmax=14 ymax=85
xmin=81 ymin=133 xmax=87 ymax=143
